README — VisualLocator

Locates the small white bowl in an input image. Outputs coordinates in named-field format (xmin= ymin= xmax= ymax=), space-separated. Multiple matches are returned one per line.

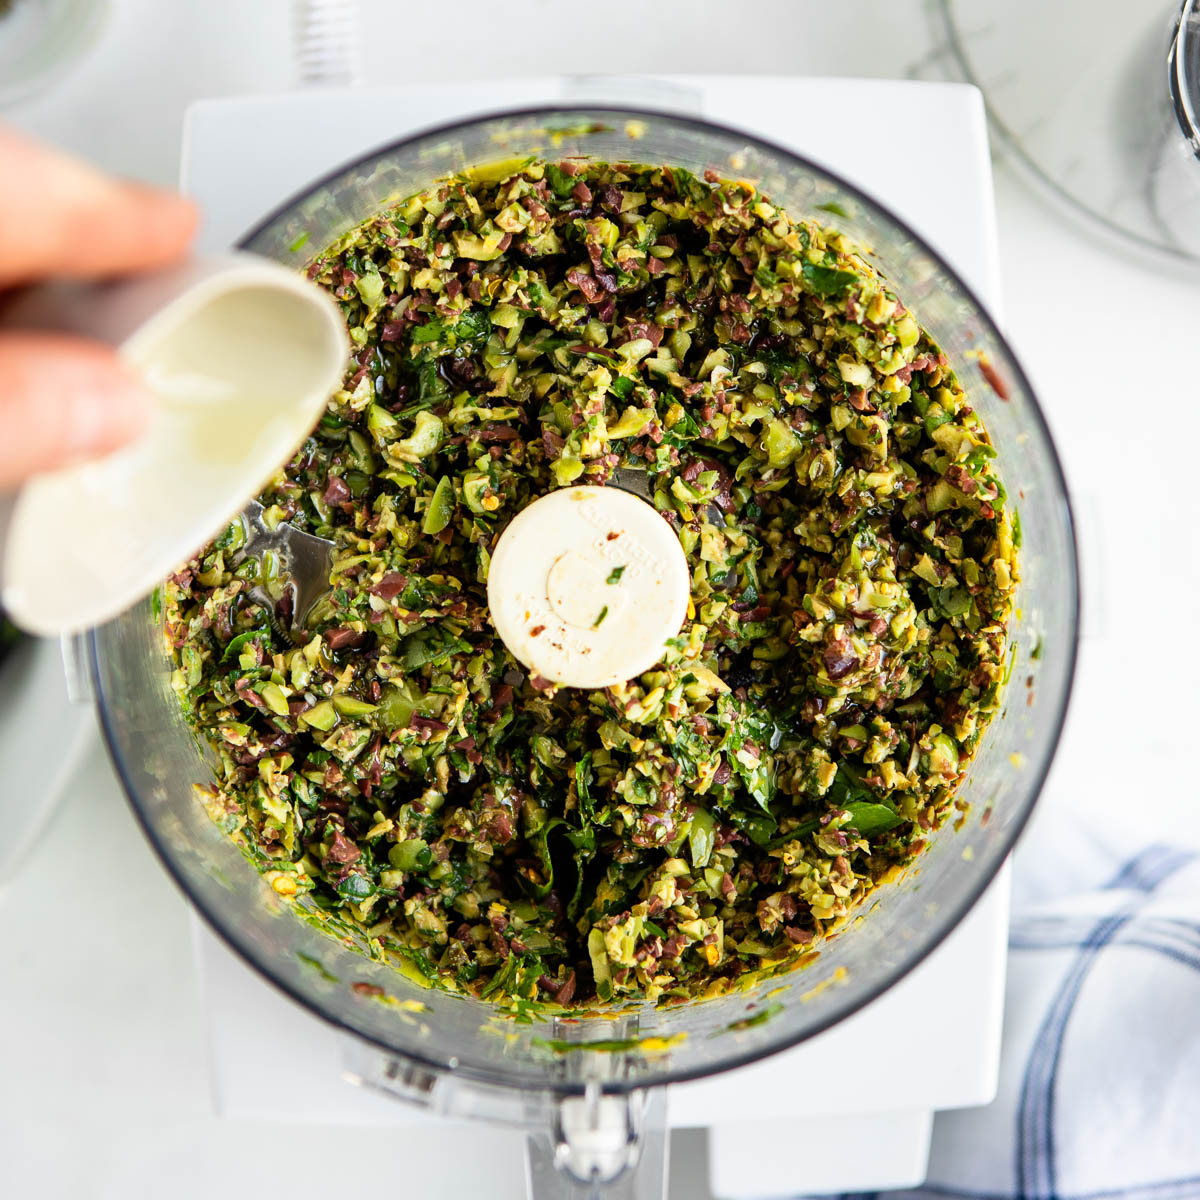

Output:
xmin=0 ymin=253 xmax=348 ymax=635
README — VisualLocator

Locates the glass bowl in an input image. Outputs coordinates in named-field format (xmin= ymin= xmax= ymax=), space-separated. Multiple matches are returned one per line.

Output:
xmin=87 ymin=105 xmax=1078 ymax=1185
xmin=0 ymin=0 xmax=109 ymax=109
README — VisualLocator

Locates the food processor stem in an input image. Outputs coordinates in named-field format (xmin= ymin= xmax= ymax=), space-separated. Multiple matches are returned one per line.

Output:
xmin=526 ymin=1086 xmax=669 ymax=1199
xmin=342 ymin=1035 xmax=667 ymax=1197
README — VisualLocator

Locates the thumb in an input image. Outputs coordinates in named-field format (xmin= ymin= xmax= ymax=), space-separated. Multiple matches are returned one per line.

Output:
xmin=0 ymin=332 xmax=153 ymax=489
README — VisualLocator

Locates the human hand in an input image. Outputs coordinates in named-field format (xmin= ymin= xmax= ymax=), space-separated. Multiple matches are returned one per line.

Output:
xmin=0 ymin=127 xmax=197 ymax=489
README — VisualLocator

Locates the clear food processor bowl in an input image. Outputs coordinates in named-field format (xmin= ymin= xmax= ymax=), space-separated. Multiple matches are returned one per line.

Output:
xmin=88 ymin=107 xmax=1078 ymax=1195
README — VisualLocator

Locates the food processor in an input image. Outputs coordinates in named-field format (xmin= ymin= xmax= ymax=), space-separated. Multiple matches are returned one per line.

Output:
xmin=85 ymin=106 xmax=1078 ymax=1197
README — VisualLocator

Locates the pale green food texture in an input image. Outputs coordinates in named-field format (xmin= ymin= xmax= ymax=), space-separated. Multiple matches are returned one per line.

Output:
xmin=165 ymin=158 xmax=1017 ymax=1009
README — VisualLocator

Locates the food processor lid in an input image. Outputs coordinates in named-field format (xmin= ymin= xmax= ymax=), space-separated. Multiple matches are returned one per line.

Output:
xmin=0 ymin=258 xmax=348 ymax=636
xmin=487 ymin=485 xmax=690 ymax=688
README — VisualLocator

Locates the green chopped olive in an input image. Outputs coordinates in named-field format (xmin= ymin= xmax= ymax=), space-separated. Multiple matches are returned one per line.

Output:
xmin=389 ymin=839 xmax=429 ymax=871
xmin=421 ymin=476 xmax=455 ymax=535
xmin=259 ymin=682 xmax=290 ymax=716
xmin=165 ymin=157 xmax=1017 ymax=1009
xmin=299 ymin=700 xmax=337 ymax=731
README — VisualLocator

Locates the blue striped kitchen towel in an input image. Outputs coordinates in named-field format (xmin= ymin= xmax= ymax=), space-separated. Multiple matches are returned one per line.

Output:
xmin=882 ymin=843 xmax=1200 ymax=1200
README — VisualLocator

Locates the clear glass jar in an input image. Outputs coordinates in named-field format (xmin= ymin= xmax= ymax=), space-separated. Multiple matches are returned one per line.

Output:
xmin=87 ymin=106 xmax=1078 ymax=1196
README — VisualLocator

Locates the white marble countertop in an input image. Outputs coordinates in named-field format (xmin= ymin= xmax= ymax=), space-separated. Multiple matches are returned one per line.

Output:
xmin=3 ymin=2 xmax=1199 ymax=1197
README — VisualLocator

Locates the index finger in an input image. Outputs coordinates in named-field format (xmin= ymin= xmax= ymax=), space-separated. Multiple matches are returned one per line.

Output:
xmin=0 ymin=126 xmax=198 ymax=289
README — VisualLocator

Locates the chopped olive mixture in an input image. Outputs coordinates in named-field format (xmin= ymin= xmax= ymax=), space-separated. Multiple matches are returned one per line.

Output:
xmin=165 ymin=157 xmax=1017 ymax=1008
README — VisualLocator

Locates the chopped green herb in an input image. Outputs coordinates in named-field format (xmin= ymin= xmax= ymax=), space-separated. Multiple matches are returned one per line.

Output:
xmin=814 ymin=200 xmax=850 ymax=219
xmin=801 ymin=260 xmax=859 ymax=295
xmin=297 ymin=952 xmax=339 ymax=983
xmin=721 ymin=1002 xmax=783 ymax=1033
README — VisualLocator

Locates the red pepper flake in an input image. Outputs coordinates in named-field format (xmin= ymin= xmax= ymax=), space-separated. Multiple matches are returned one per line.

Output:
xmin=978 ymin=356 xmax=1010 ymax=401
xmin=352 ymin=982 xmax=384 ymax=997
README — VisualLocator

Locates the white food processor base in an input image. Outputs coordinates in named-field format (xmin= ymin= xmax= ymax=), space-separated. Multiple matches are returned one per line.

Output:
xmin=184 ymin=75 xmax=1010 ymax=1199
